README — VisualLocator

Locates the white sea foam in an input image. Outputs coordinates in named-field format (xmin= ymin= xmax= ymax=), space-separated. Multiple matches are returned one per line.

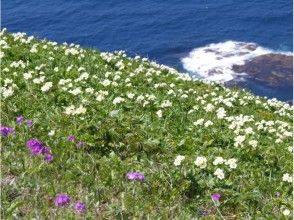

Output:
xmin=181 ymin=41 xmax=291 ymax=83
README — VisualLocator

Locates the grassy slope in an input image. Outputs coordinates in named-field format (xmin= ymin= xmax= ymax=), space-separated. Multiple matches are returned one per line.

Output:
xmin=1 ymin=30 xmax=293 ymax=219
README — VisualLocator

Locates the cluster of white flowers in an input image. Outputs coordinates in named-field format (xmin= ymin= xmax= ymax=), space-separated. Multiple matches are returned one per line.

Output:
xmin=174 ymin=155 xmax=185 ymax=166
xmin=282 ymin=173 xmax=292 ymax=183
xmin=204 ymin=103 xmax=214 ymax=112
xmin=10 ymin=60 xmax=26 ymax=69
xmin=248 ymin=140 xmax=258 ymax=148
xmin=75 ymin=72 xmax=89 ymax=82
xmin=193 ymin=119 xmax=213 ymax=127
xmin=41 ymin=82 xmax=53 ymax=92
xmin=214 ymin=168 xmax=225 ymax=179
xmin=30 ymin=44 xmax=38 ymax=53
xmin=282 ymin=209 xmax=291 ymax=216
xmin=96 ymin=90 xmax=109 ymax=102
xmin=216 ymin=107 xmax=226 ymax=119
xmin=1 ymin=78 xmax=17 ymax=99
xmin=33 ymin=76 xmax=45 ymax=84
xmin=113 ymin=97 xmax=125 ymax=105
xmin=160 ymin=100 xmax=173 ymax=108
xmin=234 ymin=135 xmax=246 ymax=147
xmin=225 ymin=158 xmax=237 ymax=169
xmin=193 ymin=119 xmax=204 ymax=126
xmin=64 ymin=105 xmax=87 ymax=115
xmin=127 ymin=92 xmax=135 ymax=99
xmin=194 ymin=156 xmax=207 ymax=169
xmin=65 ymin=47 xmax=80 ymax=56
xmin=156 ymin=110 xmax=163 ymax=118
xmin=68 ymin=87 xmax=82 ymax=96
xmin=213 ymin=157 xmax=237 ymax=169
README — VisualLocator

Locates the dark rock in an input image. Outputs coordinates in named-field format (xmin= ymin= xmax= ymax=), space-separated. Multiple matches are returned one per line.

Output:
xmin=232 ymin=54 xmax=293 ymax=87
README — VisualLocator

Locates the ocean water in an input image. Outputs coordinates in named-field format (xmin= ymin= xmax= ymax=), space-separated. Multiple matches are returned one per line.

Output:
xmin=2 ymin=0 xmax=293 ymax=101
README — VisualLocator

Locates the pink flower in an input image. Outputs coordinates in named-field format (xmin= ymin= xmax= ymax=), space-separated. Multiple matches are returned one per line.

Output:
xmin=54 ymin=193 xmax=71 ymax=207
xmin=211 ymin=193 xmax=221 ymax=201
xmin=74 ymin=201 xmax=86 ymax=213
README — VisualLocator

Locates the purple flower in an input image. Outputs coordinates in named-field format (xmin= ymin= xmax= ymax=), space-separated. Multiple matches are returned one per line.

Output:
xmin=16 ymin=116 xmax=24 ymax=124
xmin=126 ymin=172 xmax=145 ymax=181
xmin=54 ymin=193 xmax=71 ymax=207
xmin=67 ymin=135 xmax=76 ymax=142
xmin=211 ymin=193 xmax=221 ymax=201
xmin=26 ymin=139 xmax=43 ymax=155
xmin=41 ymin=146 xmax=51 ymax=155
xmin=74 ymin=201 xmax=86 ymax=213
xmin=26 ymin=120 xmax=33 ymax=128
xmin=45 ymin=154 xmax=54 ymax=162
xmin=0 ymin=126 xmax=15 ymax=136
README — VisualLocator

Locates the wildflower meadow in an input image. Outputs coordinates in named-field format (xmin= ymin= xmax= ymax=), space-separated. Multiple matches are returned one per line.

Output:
xmin=1 ymin=29 xmax=293 ymax=219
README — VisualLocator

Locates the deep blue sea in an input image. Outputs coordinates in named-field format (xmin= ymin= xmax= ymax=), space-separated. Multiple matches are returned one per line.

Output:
xmin=2 ymin=0 xmax=293 ymax=101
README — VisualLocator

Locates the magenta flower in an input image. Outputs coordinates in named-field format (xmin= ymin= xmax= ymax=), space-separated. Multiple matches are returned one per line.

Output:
xmin=211 ymin=193 xmax=221 ymax=201
xmin=54 ymin=193 xmax=71 ymax=207
xmin=45 ymin=154 xmax=54 ymax=162
xmin=26 ymin=120 xmax=33 ymax=128
xmin=126 ymin=172 xmax=145 ymax=181
xmin=41 ymin=146 xmax=51 ymax=155
xmin=74 ymin=201 xmax=86 ymax=213
xmin=0 ymin=126 xmax=15 ymax=136
xmin=26 ymin=139 xmax=43 ymax=155
xmin=16 ymin=116 xmax=24 ymax=124
xmin=67 ymin=135 xmax=76 ymax=142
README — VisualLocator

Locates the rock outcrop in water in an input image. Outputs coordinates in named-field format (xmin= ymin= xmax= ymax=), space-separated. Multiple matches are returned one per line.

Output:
xmin=232 ymin=54 xmax=293 ymax=87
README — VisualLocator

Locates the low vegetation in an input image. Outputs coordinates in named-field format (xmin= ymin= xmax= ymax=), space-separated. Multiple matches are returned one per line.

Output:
xmin=1 ymin=29 xmax=292 ymax=219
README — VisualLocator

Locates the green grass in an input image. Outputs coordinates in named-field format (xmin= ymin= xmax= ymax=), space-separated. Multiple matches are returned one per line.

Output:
xmin=1 ymin=29 xmax=293 ymax=219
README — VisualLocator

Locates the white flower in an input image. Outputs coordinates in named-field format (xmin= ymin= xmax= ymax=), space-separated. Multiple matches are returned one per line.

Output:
xmin=85 ymin=88 xmax=94 ymax=94
xmin=193 ymin=119 xmax=204 ymax=126
xmin=249 ymin=140 xmax=257 ymax=148
xmin=160 ymin=100 xmax=172 ymax=108
xmin=95 ymin=90 xmax=108 ymax=102
xmin=282 ymin=209 xmax=291 ymax=216
xmin=75 ymin=105 xmax=87 ymax=114
xmin=204 ymin=120 xmax=213 ymax=127
xmin=127 ymin=93 xmax=135 ymax=99
xmin=69 ymin=88 xmax=82 ymax=95
xmin=136 ymin=95 xmax=145 ymax=102
xmin=234 ymin=135 xmax=246 ymax=147
xmin=1 ymin=87 xmax=14 ymax=98
xmin=33 ymin=76 xmax=45 ymax=84
xmin=216 ymin=107 xmax=226 ymax=119
xmin=214 ymin=168 xmax=225 ymax=179
xmin=64 ymin=105 xmax=86 ymax=115
xmin=205 ymin=103 xmax=214 ymax=112
xmin=30 ymin=45 xmax=38 ymax=53
xmin=4 ymin=79 xmax=13 ymax=85
xmin=213 ymin=157 xmax=224 ymax=165
xmin=225 ymin=158 xmax=237 ymax=169
xmin=54 ymin=67 xmax=59 ymax=72
xmin=174 ymin=155 xmax=185 ymax=166
xmin=101 ymin=79 xmax=112 ymax=87
xmin=48 ymin=130 xmax=55 ymax=136
xmin=288 ymin=146 xmax=293 ymax=152
xmin=156 ymin=110 xmax=163 ymax=118
xmin=113 ymin=97 xmax=125 ymax=105
xmin=23 ymin=72 xmax=32 ymax=80
xmin=244 ymin=127 xmax=253 ymax=134
xmin=64 ymin=105 xmax=75 ymax=115
xmin=194 ymin=156 xmax=207 ymax=169
xmin=41 ymin=82 xmax=53 ymax=92
xmin=282 ymin=173 xmax=292 ymax=183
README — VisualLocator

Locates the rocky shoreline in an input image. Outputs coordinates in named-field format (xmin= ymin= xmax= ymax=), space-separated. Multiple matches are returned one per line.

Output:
xmin=232 ymin=53 xmax=293 ymax=88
